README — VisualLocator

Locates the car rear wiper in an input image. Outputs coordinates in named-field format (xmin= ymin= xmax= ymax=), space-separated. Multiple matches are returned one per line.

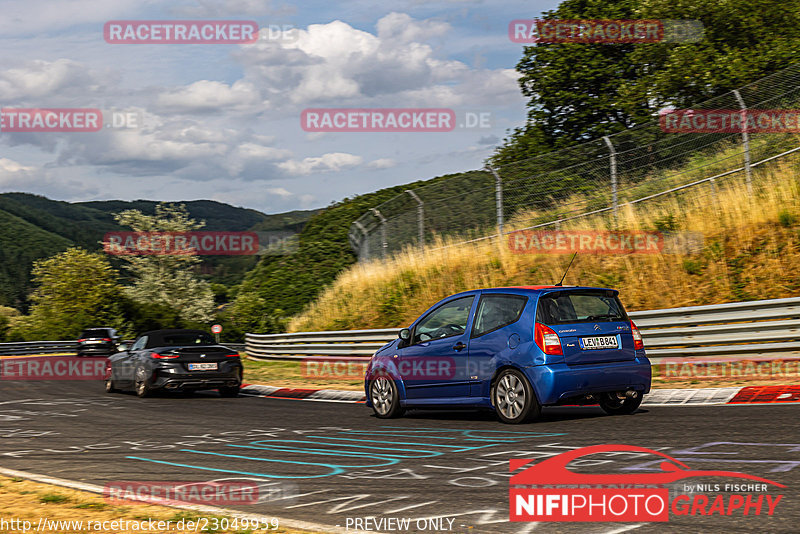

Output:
xmin=586 ymin=314 xmax=623 ymax=321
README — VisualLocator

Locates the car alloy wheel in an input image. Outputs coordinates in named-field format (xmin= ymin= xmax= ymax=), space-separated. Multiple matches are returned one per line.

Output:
xmin=493 ymin=369 xmax=540 ymax=424
xmin=104 ymin=378 xmax=116 ymax=393
xmin=370 ymin=375 xmax=403 ymax=418
xmin=134 ymin=367 xmax=151 ymax=398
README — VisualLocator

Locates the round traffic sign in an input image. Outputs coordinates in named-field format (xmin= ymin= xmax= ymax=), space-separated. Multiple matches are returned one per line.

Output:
xmin=211 ymin=324 xmax=222 ymax=334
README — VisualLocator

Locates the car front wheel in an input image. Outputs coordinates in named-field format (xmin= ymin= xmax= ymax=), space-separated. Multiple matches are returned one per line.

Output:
xmin=370 ymin=375 xmax=404 ymax=418
xmin=493 ymin=369 xmax=540 ymax=424
xmin=134 ymin=366 xmax=152 ymax=398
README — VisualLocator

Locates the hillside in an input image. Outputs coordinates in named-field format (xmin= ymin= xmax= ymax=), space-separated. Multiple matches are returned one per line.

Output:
xmin=289 ymin=160 xmax=800 ymax=332
xmin=230 ymin=170 xmax=480 ymax=332
xmin=0 ymin=193 xmax=318 ymax=309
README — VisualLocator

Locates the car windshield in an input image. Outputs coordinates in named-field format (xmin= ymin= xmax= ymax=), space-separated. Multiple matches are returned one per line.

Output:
xmin=80 ymin=329 xmax=110 ymax=338
xmin=537 ymin=290 xmax=628 ymax=325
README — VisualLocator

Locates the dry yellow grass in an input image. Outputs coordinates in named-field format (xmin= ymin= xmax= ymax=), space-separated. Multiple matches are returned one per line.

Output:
xmin=290 ymin=160 xmax=800 ymax=332
xmin=0 ymin=475 xmax=314 ymax=534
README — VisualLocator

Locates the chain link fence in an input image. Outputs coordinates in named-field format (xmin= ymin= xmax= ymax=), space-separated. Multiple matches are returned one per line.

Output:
xmin=349 ymin=63 xmax=800 ymax=260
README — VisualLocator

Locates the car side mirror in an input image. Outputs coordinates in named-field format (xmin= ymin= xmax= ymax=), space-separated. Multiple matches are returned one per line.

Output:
xmin=399 ymin=328 xmax=411 ymax=341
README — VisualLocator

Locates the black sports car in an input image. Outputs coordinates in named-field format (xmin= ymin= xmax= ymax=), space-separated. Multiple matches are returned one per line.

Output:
xmin=104 ymin=329 xmax=242 ymax=397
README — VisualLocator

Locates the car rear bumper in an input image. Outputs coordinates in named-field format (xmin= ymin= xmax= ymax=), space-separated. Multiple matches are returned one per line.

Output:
xmin=77 ymin=345 xmax=116 ymax=355
xmin=524 ymin=355 xmax=652 ymax=406
xmin=152 ymin=375 xmax=241 ymax=390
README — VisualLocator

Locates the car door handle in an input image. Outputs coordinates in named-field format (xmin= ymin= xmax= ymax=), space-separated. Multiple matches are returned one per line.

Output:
xmin=453 ymin=342 xmax=467 ymax=352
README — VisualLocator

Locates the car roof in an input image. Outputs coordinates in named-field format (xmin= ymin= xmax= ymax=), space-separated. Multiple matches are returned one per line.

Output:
xmin=139 ymin=329 xmax=209 ymax=337
xmin=446 ymin=286 xmax=618 ymax=298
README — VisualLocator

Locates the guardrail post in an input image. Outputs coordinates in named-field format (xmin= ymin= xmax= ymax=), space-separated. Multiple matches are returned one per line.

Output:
xmin=369 ymin=208 xmax=388 ymax=258
xmin=406 ymin=190 xmax=425 ymax=252
xmin=733 ymin=89 xmax=753 ymax=195
xmin=486 ymin=165 xmax=504 ymax=236
xmin=603 ymin=136 xmax=618 ymax=226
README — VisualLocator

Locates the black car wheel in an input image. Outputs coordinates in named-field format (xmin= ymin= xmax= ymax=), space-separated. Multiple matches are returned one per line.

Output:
xmin=104 ymin=377 xmax=117 ymax=393
xmin=598 ymin=391 xmax=643 ymax=415
xmin=219 ymin=386 xmax=240 ymax=398
xmin=493 ymin=369 xmax=540 ymax=424
xmin=134 ymin=366 xmax=152 ymax=398
xmin=369 ymin=374 xmax=404 ymax=418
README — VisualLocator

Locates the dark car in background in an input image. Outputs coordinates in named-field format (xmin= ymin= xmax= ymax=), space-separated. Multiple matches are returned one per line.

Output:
xmin=77 ymin=327 xmax=120 ymax=356
xmin=104 ymin=329 xmax=242 ymax=398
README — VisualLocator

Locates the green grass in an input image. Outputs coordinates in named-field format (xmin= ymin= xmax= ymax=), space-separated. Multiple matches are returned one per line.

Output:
xmin=243 ymin=357 xmax=364 ymax=390
xmin=38 ymin=492 xmax=70 ymax=504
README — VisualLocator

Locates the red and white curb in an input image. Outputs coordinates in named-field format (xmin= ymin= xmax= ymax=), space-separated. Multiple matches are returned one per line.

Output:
xmin=242 ymin=384 xmax=800 ymax=406
xmin=241 ymin=384 xmax=365 ymax=402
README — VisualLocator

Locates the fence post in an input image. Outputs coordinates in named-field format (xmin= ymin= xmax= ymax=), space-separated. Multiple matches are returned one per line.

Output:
xmin=406 ymin=190 xmax=425 ymax=252
xmin=733 ymin=89 xmax=753 ymax=195
xmin=353 ymin=220 xmax=369 ymax=260
xmin=603 ymin=136 xmax=618 ymax=226
xmin=486 ymin=165 xmax=504 ymax=236
xmin=369 ymin=208 xmax=388 ymax=258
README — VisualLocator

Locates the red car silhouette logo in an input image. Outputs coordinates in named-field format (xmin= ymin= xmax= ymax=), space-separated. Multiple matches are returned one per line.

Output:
xmin=510 ymin=443 xmax=785 ymax=487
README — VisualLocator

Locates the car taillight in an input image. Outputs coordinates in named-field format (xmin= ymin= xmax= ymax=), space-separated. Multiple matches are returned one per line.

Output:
xmin=535 ymin=323 xmax=563 ymax=355
xmin=151 ymin=353 xmax=179 ymax=359
xmin=631 ymin=321 xmax=644 ymax=350
xmin=225 ymin=354 xmax=240 ymax=358
xmin=102 ymin=338 xmax=111 ymax=342
xmin=78 ymin=338 xmax=86 ymax=343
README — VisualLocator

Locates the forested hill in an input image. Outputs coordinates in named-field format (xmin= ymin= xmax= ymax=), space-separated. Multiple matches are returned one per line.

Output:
xmin=0 ymin=193 xmax=318 ymax=309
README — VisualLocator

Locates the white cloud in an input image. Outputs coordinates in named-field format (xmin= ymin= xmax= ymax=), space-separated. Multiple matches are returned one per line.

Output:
xmin=156 ymin=80 xmax=262 ymax=113
xmin=278 ymin=152 xmax=363 ymax=175
xmin=0 ymin=59 xmax=111 ymax=102
xmin=367 ymin=158 xmax=397 ymax=169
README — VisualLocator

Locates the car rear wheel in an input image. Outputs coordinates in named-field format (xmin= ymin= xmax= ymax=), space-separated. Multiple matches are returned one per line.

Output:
xmin=493 ymin=369 xmax=540 ymax=424
xmin=598 ymin=391 xmax=643 ymax=415
xmin=134 ymin=366 xmax=152 ymax=398
xmin=370 ymin=375 xmax=404 ymax=418
xmin=219 ymin=386 xmax=240 ymax=398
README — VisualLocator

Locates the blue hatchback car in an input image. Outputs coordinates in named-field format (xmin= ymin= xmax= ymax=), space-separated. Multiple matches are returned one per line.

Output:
xmin=364 ymin=286 xmax=651 ymax=424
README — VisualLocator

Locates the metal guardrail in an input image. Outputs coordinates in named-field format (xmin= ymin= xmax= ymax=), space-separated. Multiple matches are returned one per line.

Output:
xmin=0 ymin=341 xmax=246 ymax=356
xmin=245 ymin=297 xmax=800 ymax=361
xmin=0 ymin=341 xmax=78 ymax=356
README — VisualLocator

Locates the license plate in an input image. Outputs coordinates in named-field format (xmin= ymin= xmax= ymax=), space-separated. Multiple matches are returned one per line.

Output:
xmin=188 ymin=363 xmax=218 ymax=371
xmin=580 ymin=335 xmax=619 ymax=350
xmin=87 ymin=340 xmax=101 ymax=344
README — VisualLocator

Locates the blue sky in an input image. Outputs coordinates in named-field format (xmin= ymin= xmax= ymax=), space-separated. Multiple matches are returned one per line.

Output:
xmin=0 ymin=0 xmax=561 ymax=214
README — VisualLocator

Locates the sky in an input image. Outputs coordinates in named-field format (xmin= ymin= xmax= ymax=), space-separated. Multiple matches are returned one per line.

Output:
xmin=0 ymin=0 xmax=561 ymax=214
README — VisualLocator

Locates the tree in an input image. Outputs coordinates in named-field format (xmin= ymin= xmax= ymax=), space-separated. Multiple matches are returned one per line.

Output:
xmin=113 ymin=203 xmax=215 ymax=323
xmin=15 ymin=248 xmax=127 ymax=340
xmin=493 ymin=0 xmax=800 ymax=166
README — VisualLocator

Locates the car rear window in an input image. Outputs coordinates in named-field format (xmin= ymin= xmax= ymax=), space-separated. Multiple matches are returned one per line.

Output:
xmin=80 ymin=329 xmax=111 ymax=338
xmin=159 ymin=333 xmax=215 ymax=346
xmin=536 ymin=290 xmax=628 ymax=325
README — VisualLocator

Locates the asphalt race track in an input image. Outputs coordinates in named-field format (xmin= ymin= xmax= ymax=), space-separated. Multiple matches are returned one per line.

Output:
xmin=1 ymin=381 xmax=799 ymax=533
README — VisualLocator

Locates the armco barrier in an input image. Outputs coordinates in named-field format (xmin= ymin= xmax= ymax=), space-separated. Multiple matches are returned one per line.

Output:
xmin=0 ymin=341 xmax=245 ymax=357
xmin=245 ymin=297 xmax=800 ymax=362
xmin=0 ymin=341 xmax=77 ymax=356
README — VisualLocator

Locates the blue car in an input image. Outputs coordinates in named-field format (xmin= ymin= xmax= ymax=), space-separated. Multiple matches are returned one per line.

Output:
xmin=364 ymin=286 xmax=651 ymax=424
